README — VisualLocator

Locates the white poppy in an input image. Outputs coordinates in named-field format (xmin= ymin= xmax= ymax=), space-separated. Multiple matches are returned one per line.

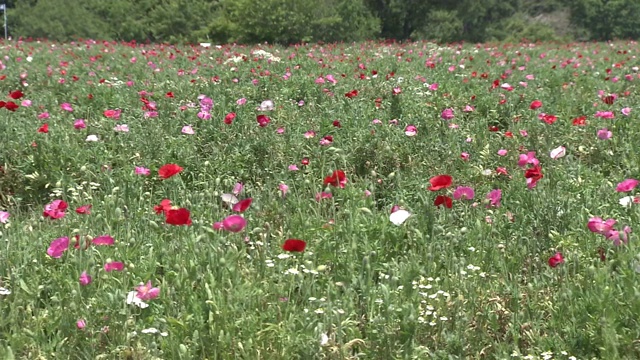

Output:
xmin=389 ymin=209 xmax=411 ymax=226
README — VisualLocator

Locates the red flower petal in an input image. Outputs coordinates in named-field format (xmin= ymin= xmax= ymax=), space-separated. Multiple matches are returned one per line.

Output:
xmin=232 ymin=198 xmax=253 ymax=213
xmin=165 ymin=208 xmax=192 ymax=226
xmin=158 ymin=164 xmax=183 ymax=179
xmin=282 ymin=239 xmax=306 ymax=252
xmin=434 ymin=195 xmax=453 ymax=208
xmin=428 ymin=175 xmax=452 ymax=191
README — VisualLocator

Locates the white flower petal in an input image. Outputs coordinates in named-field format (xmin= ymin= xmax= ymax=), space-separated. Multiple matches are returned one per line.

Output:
xmin=390 ymin=209 xmax=411 ymax=226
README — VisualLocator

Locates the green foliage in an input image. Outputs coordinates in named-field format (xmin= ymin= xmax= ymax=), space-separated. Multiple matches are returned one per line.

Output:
xmin=6 ymin=0 xmax=640 ymax=43
xmin=411 ymin=9 xmax=463 ymax=43
xmin=569 ymin=0 xmax=640 ymax=40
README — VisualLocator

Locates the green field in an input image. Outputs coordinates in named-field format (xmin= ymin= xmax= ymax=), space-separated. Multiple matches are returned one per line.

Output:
xmin=1 ymin=40 xmax=640 ymax=359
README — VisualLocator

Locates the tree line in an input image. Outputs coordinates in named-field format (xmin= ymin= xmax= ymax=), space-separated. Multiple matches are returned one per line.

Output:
xmin=4 ymin=0 xmax=640 ymax=44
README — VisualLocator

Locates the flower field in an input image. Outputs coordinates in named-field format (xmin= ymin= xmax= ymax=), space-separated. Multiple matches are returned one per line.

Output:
xmin=1 ymin=39 xmax=640 ymax=359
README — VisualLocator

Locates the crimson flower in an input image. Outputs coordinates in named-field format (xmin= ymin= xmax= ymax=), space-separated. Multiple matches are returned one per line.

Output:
xmin=256 ymin=114 xmax=270 ymax=127
xmin=75 ymin=204 xmax=92 ymax=215
xmin=541 ymin=114 xmax=558 ymax=125
xmin=165 ymin=208 xmax=192 ymax=226
xmin=224 ymin=112 xmax=236 ymax=125
xmin=43 ymin=199 xmax=68 ymax=219
xmin=282 ymin=239 xmax=306 ymax=252
xmin=434 ymin=195 xmax=453 ymax=208
xmin=9 ymin=90 xmax=24 ymax=100
xmin=158 ymin=164 xmax=183 ymax=179
xmin=572 ymin=116 xmax=587 ymax=126
xmin=154 ymin=199 xmax=172 ymax=214
xmin=548 ymin=252 xmax=564 ymax=268
xmin=37 ymin=123 xmax=49 ymax=133
xmin=524 ymin=165 xmax=544 ymax=189
xmin=529 ymin=100 xmax=542 ymax=110
xmin=345 ymin=90 xmax=358 ymax=98
xmin=232 ymin=198 xmax=253 ymax=213
xmin=324 ymin=170 xmax=347 ymax=188
xmin=428 ymin=175 xmax=452 ymax=191
xmin=5 ymin=101 xmax=19 ymax=111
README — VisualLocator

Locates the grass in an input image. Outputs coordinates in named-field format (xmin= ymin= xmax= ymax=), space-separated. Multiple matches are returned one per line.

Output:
xmin=1 ymin=39 xmax=640 ymax=359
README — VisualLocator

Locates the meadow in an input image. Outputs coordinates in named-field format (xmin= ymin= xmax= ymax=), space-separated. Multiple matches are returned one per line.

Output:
xmin=0 ymin=39 xmax=640 ymax=359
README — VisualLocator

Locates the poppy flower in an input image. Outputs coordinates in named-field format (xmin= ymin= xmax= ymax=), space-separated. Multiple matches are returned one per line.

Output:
xmin=453 ymin=186 xmax=475 ymax=200
xmin=154 ymin=199 xmax=172 ymax=214
xmin=165 ymin=208 xmax=192 ymax=226
xmin=92 ymin=235 xmax=115 ymax=246
xmin=256 ymin=114 xmax=270 ymax=127
xmin=47 ymin=237 xmax=70 ymax=258
xmin=9 ymin=90 xmax=24 ymax=100
xmin=224 ymin=112 xmax=236 ymax=125
xmin=616 ymin=179 xmax=638 ymax=192
xmin=524 ymin=165 xmax=544 ymax=189
xmin=37 ymin=123 xmax=49 ymax=133
xmin=75 ymin=204 xmax=92 ymax=214
xmin=434 ymin=195 xmax=453 ymax=208
xmin=282 ymin=239 xmax=306 ymax=252
xmin=136 ymin=281 xmax=160 ymax=301
xmin=103 ymin=109 xmax=121 ymax=119
xmin=345 ymin=90 xmax=358 ymax=98
xmin=232 ymin=198 xmax=253 ymax=213
xmin=43 ymin=199 xmax=68 ymax=219
xmin=324 ymin=170 xmax=347 ymax=188
xmin=158 ymin=164 xmax=183 ymax=179
xmin=540 ymin=114 xmax=558 ymax=125
xmin=5 ymin=101 xmax=18 ymax=111
xmin=572 ymin=116 xmax=587 ymax=126
xmin=529 ymin=100 xmax=542 ymax=110
xmin=428 ymin=175 xmax=452 ymax=191
xmin=548 ymin=252 xmax=564 ymax=268
xmin=222 ymin=215 xmax=247 ymax=232
xmin=104 ymin=261 xmax=125 ymax=272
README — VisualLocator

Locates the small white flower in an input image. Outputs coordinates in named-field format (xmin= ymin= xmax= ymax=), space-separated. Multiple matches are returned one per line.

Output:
xmin=320 ymin=333 xmax=329 ymax=346
xmin=550 ymin=146 xmax=566 ymax=159
xmin=86 ymin=135 xmax=99 ymax=142
xmin=439 ymin=316 xmax=448 ymax=321
xmin=27 ymin=56 xmax=33 ymax=62
xmin=390 ymin=209 xmax=411 ymax=225
xmin=0 ymin=287 xmax=11 ymax=296
xmin=481 ymin=169 xmax=492 ymax=176
xmin=285 ymin=268 xmax=299 ymax=275
xmin=126 ymin=291 xmax=149 ymax=308
xmin=619 ymin=196 xmax=635 ymax=208
xmin=141 ymin=327 xmax=159 ymax=334
xmin=277 ymin=253 xmax=291 ymax=260
xmin=314 ymin=308 xmax=324 ymax=314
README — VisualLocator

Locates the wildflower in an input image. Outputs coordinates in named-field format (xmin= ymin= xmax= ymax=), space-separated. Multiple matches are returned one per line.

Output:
xmin=529 ymin=100 xmax=542 ymax=109
xmin=548 ymin=252 xmax=564 ymax=267
xmin=158 ymin=164 xmax=183 ymax=179
xmin=104 ymin=261 xmax=125 ymax=272
xmin=0 ymin=211 xmax=9 ymax=223
xmin=616 ymin=179 xmax=638 ymax=192
xmin=79 ymin=271 xmax=92 ymax=286
xmin=256 ymin=114 xmax=271 ymax=127
xmin=165 ymin=208 xmax=192 ymax=226
xmin=404 ymin=125 xmax=417 ymax=136
xmin=47 ymin=237 xmax=70 ymax=258
xmin=324 ymin=170 xmax=347 ymax=188
xmin=86 ymin=135 xmax=99 ymax=142
xmin=232 ymin=198 xmax=253 ymax=213
xmin=441 ymin=108 xmax=454 ymax=120
xmin=524 ymin=165 xmax=544 ymax=189
xmin=43 ymin=199 xmax=68 ymax=219
xmin=126 ymin=291 xmax=149 ymax=308
xmin=390 ymin=209 xmax=411 ymax=225
xmin=453 ymin=186 xmax=475 ymax=200
xmin=74 ymin=119 xmax=86 ymax=129
xmin=75 ymin=204 xmax=92 ymax=215
xmin=434 ymin=195 xmax=453 ymax=208
xmin=597 ymin=128 xmax=612 ymax=140
xmin=222 ymin=215 xmax=247 ymax=233
xmin=550 ymin=146 xmax=566 ymax=159
xmin=60 ymin=103 xmax=73 ymax=112
xmin=282 ymin=239 xmax=307 ymax=252
xmin=486 ymin=189 xmax=502 ymax=207
xmin=136 ymin=281 xmax=160 ymax=301
xmin=135 ymin=166 xmax=150 ymax=176
xmin=428 ymin=175 xmax=452 ymax=191
xmin=181 ymin=125 xmax=194 ymax=135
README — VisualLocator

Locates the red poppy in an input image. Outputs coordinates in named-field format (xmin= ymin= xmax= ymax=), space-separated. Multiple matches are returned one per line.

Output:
xmin=602 ymin=95 xmax=615 ymax=105
xmin=301 ymin=157 xmax=310 ymax=166
xmin=572 ymin=115 xmax=587 ymax=126
xmin=282 ymin=239 xmax=306 ymax=252
xmin=75 ymin=204 xmax=92 ymax=215
xmin=324 ymin=170 xmax=347 ymax=188
xmin=0 ymin=101 xmax=5 ymax=108
xmin=37 ymin=123 xmax=49 ymax=133
xmin=165 ymin=208 xmax=192 ymax=226
xmin=529 ymin=100 xmax=542 ymax=110
xmin=332 ymin=120 xmax=342 ymax=128
xmin=345 ymin=90 xmax=358 ymax=98
xmin=548 ymin=252 xmax=564 ymax=267
xmin=541 ymin=114 xmax=558 ymax=125
xmin=256 ymin=114 xmax=270 ymax=127
xmin=524 ymin=165 xmax=544 ymax=188
xmin=158 ymin=164 xmax=183 ymax=179
xmin=5 ymin=101 xmax=19 ymax=111
xmin=165 ymin=91 xmax=174 ymax=98
xmin=154 ymin=199 xmax=172 ymax=214
xmin=232 ymin=198 xmax=253 ymax=213
xmin=428 ymin=175 xmax=452 ymax=191
xmin=9 ymin=90 xmax=24 ymax=100
xmin=434 ymin=195 xmax=452 ymax=208
xmin=224 ymin=112 xmax=236 ymax=125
